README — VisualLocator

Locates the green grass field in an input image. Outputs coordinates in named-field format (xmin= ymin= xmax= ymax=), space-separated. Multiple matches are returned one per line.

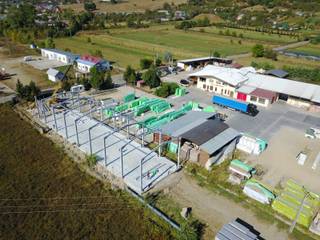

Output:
xmin=0 ymin=104 xmax=177 ymax=240
xmin=288 ymin=44 xmax=320 ymax=56
xmin=55 ymin=25 xmax=279 ymax=68
xmin=192 ymin=26 xmax=298 ymax=44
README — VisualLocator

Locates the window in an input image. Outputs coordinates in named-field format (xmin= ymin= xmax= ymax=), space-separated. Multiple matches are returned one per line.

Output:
xmin=210 ymin=86 xmax=213 ymax=91
xmin=200 ymin=77 xmax=206 ymax=82
xmin=203 ymin=84 xmax=206 ymax=89
xmin=258 ymin=98 xmax=266 ymax=104
xmin=250 ymin=96 xmax=257 ymax=102
xmin=224 ymin=89 xmax=227 ymax=94
xmin=215 ymin=87 xmax=217 ymax=92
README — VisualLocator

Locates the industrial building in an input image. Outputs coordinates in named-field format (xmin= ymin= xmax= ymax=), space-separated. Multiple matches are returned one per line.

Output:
xmin=41 ymin=48 xmax=80 ymax=64
xmin=75 ymin=55 xmax=111 ymax=77
xmin=160 ymin=111 xmax=240 ymax=170
xmin=190 ymin=65 xmax=320 ymax=108
xmin=177 ymin=56 xmax=233 ymax=71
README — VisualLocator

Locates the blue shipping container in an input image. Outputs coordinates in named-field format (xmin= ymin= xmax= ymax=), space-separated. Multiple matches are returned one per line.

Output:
xmin=212 ymin=95 xmax=249 ymax=112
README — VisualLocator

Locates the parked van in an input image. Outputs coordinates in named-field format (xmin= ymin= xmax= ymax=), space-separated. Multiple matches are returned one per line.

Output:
xmin=23 ymin=56 xmax=32 ymax=62
xmin=70 ymin=84 xmax=85 ymax=94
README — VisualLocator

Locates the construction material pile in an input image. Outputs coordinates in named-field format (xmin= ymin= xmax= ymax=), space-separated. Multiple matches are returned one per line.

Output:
xmin=272 ymin=179 xmax=320 ymax=228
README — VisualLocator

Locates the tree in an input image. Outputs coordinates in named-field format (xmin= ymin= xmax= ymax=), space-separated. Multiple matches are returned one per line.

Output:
xmin=6 ymin=4 xmax=36 ymax=29
xmin=213 ymin=51 xmax=221 ymax=57
xmin=90 ymin=66 xmax=105 ymax=89
xmin=142 ymin=65 xmax=161 ymax=88
xmin=16 ymin=80 xmax=24 ymax=98
xmin=123 ymin=65 xmax=135 ymax=83
xmin=84 ymin=2 xmax=96 ymax=11
xmin=264 ymin=48 xmax=278 ymax=60
xmin=45 ymin=38 xmax=55 ymax=49
xmin=163 ymin=52 xmax=173 ymax=63
xmin=252 ymin=44 xmax=265 ymax=57
xmin=140 ymin=58 xmax=153 ymax=70
xmin=98 ymin=71 xmax=113 ymax=90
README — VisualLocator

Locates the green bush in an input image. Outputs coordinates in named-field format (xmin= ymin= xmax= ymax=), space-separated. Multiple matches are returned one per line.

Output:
xmin=86 ymin=154 xmax=97 ymax=168
xmin=155 ymin=82 xmax=179 ymax=98
xmin=140 ymin=58 xmax=153 ymax=70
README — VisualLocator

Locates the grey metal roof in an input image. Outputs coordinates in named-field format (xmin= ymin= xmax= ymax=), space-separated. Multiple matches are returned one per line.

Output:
xmin=46 ymin=68 xmax=64 ymax=80
xmin=200 ymin=128 xmax=239 ymax=155
xmin=236 ymin=85 xmax=256 ymax=94
xmin=160 ymin=111 xmax=215 ymax=137
xmin=42 ymin=48 xmax=80 ymax=59
xmin=265 ymin=69 xmax=289 ymax=78
xmin=216 ymin=220 xmax=259 ymax=240
xmin=181 ymin=119 xmax=229 ymax=146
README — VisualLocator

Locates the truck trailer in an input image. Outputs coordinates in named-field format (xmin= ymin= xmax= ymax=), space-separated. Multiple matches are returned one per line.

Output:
xmin=212 ymin=95 xmax=258 ymax=116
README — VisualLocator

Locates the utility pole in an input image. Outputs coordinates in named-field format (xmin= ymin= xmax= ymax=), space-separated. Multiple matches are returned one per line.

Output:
xmin=289 ymin=187 xmax=310 ymax=233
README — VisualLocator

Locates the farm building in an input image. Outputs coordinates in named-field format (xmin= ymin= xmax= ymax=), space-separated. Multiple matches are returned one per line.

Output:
xmin=46 ymin=68 xmax=64 ymax=82
xmin=177 ymin=56 xmax=232 ymax=71
xmin=41 ymin=48 xmax=79 ymax=64
xmin=75 ymin=55 xmax=111 ymax=77
xmin=190 ymin=65 xmax=320 ymax=108
xmin=160 ymin=111 xmax=240 ymax=170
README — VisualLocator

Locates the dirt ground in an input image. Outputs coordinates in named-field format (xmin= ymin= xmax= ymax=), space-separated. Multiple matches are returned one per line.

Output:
xmin=156 ymin=171 xmax=289 ymax=240
xmin=61 ymin=0 xmax=187 ymax=13
xmin=251 ymin=127 xmax=320 ymax=193
xmin=0 ymin=48 xmax=54 ymax=90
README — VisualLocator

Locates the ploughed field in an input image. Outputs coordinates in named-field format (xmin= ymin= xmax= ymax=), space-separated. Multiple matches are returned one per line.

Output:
xmin=0 ymin=104 xmax=175 ymax=240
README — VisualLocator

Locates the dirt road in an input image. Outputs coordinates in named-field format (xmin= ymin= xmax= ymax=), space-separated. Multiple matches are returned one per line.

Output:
xmin=0 ymin=48 xmax=52 ymax=90
xmin=159 ymin=171 xmax=289 ymax=240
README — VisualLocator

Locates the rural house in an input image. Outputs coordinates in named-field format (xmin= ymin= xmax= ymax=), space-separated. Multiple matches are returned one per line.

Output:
xmin=75 ymin=55 xmax=110 ymax=77
xmin=41 ymin=49 xmax=80 ymax=64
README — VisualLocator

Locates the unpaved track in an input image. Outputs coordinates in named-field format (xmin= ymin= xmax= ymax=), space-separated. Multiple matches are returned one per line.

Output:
xmin=161 ymin=172 xmax=289 ymax=240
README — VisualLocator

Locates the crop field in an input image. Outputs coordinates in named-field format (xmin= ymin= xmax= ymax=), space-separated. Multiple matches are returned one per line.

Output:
xmin=288 ymin=44 xmax=320 ymax=56
xmin=236 ymin=54 xmax=320 ymax=70
xmin=61 ymin=0 xmax=187 ymax=13
xmin=192 ymin=26 xmax=298 ymax=45
xmin=0 ymin=104 xmax=176 ymax=240
xmin=55 ymin=25 xmax=278 ymax=68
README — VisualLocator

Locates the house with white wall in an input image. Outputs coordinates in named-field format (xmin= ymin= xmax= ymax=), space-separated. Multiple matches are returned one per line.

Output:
xmin=41 ymin=49 xmax=79 ymax=64
xmin=75 ymin=55 xmax=110 ymax=77
xmin=190 ymin=65 xmax=320 ymax=108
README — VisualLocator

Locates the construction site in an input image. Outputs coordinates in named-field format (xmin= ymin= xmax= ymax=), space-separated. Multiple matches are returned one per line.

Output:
xmin=33 ymin=90 xmax=201 ymax=194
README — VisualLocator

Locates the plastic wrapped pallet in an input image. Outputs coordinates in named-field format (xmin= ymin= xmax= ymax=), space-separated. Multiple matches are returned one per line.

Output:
xmin=243 ymin=180 xmax=275 ymax=204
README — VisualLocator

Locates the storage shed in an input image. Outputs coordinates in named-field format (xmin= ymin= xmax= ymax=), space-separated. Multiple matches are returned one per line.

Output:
xmin=46 ymin=68 xmax=65 ymax=82
xmin=160 ymin=112 xmax=240 ymax=169
xmin=215 ymin=219 xmax=261 ymax=240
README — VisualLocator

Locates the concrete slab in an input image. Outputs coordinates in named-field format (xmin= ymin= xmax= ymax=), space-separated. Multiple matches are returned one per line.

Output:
xmin=24 ymin=57 xmax=70 ymax=70
xmin=44 ymin=109 xmax=177 ymax=194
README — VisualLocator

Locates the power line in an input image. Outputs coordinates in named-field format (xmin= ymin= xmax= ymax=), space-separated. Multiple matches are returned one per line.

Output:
xmin=0 ymin=207 xmax=135 ymax=215
xmin=0 ymin=202 xmax=135 ymax=209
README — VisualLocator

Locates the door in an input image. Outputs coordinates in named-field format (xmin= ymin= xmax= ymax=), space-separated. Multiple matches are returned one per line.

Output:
xmin=279 ymin=93 xmax=288 ymax=101
xmin=237 ymin=92 xmax=247 ymax=101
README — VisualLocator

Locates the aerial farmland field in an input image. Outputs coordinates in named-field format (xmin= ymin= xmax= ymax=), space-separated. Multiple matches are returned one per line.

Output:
xmin=0 ymin=104 xmax=177 ymax=240
xmin=55 ymin=25 xmax=282 ymax=68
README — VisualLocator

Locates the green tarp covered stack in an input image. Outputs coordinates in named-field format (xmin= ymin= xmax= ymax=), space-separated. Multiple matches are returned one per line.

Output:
xmin=272 ymin=179 xmax=320 ymax=227
xmin=123 ymin=93 xmax=135 ymax=103
xmin=243 ymin=179 xmax=275 ymax=204
xmin=175 ymin=88 xmax=186 ymax=97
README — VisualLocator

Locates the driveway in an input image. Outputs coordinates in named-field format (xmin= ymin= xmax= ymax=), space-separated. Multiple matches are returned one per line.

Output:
xmin=159 ymin=172 xmax=289 ymax=240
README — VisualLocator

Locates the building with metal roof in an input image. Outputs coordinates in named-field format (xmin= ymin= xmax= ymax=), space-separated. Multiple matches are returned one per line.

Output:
xmin=177 ymin=56 xmax=232 ymax=71
xmin=191 ymin=65 xmax=320 ymax=108
xmin=46 ymin=68 xmax=64 ymax=82
xmin=160 ymin=111 xmax=240 ymax=169
xmin=216 ymin=219 xmax=261 ymax=240
xmin=41 ymin=48 xmax=80 ymax=64
xmin=265 ymin=69 xmax=289 ymax=78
